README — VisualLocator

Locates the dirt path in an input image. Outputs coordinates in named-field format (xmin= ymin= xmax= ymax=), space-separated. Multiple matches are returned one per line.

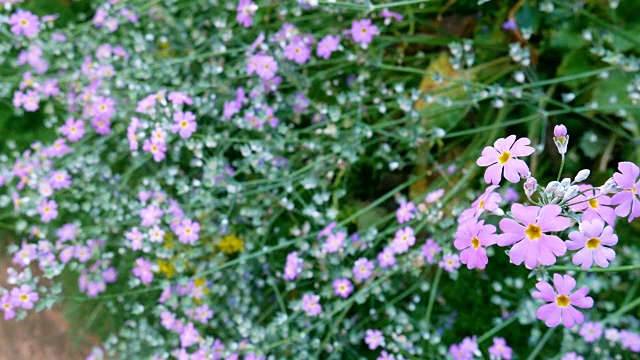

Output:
xmin=0 ymin=258 xmax=87 ymax=360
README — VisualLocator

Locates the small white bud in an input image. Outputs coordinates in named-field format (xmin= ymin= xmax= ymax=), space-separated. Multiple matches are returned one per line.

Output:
xmin=545 ymin=181 xmax=560 ymax=193
xmin=574 ymin=169 xmax=590 ymax=183
xmin=564 ymin=185 xmax=580 ymax=200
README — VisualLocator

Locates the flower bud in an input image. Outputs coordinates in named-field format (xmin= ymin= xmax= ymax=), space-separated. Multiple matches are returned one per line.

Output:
xmin=545 ymin=181 xmax=560 ymax=193
xmin=561 ymin=178 xmax=571 ymax=187
xmin=554 ymin=125 xmax=567 ymax=138
xmin=600 ymin=178 xmax=618 ymax=194
xmin=524 ymin=177 xmax=537 ymax=197
xmin=574 ymin=169 xmax=590 ymax=183
xmin=553 ymin=124 xmax=569 ymax=155
xmin=564 ymin=185 xmax=580 ymax=200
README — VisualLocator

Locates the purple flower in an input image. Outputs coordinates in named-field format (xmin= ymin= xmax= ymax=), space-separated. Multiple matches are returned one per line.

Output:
xmin=59 ymin=118 xmax=85 ymax=142
xmin=49 ymin=170 xmax=71 ymax=190
xmin=532 ymin=274 xmax=594 ymax=328
xmin=380 ymin=9 xmax=404 ymax=22
xmin=0 ymin=294 xmax=16 ymax=320
xmin=74 ymin=245 xmax=92 ymax=262
xmin=176 ymin=219 xmax=200 ymax=244
xmin=284 ymin=38 xmax=311 ymax=64
xmin=477 ymin=135 xmax=535 ymax=184
xmin=351 ymin=19 xmax=378 ymax=45
xmin=377 ymin=247 xmax=396 ymax=268
xmin=248 ymin=54 xmax=278 ymax=80
xmin=425 ymin=188 xmax=445 ymax=203
xmin=11 ymin=284 xmax=39 ymax=310
xmin=316 ymin=35 xmax=340 ymax=60
xmin=566 ymin=219 xmax=617 ymax=269
xmin=497 ymin=204 xmax=570 ymax=269
xmin=142 ymin=139 xmax=167 ymax=162
xmin=454 ymin=219 xmax=497 ymax=270
xmin=579 ymin=321 xmax=603 ymax=343
xmin=396 ymin=201 xmax=415 ymax=224
xmin=236 ymin=0 xmax=257 ymax=28
xmin=192 ymin=304 xmax=213 ymax=324
xmin=323 ymin=231 xmax=346 ymax=253
xmin=332 ymin=278 xmax=353 ymax=298
xmin=501 ymin=19 xmax=517 ymax=31
xmin=457 ymin=185 xmax=502 ymax=223
xmin=421 ymin=238 xmax=441 ymax=264
xmin=126 ymin=227 xmax=144 ymax=250
xmin=38 ymin=199 xmax=58 ymax=223
xmin=283 ymin=251 xmax=302 ymax=281
xmin=568 ymin=185 xmax=616 ymax=226
xmin=620 ymin=330 xmax=640 ymax=352
xmin=561 ymin=352 xmax=584 ymax=360
xmin=391 ymin=226 xmax=415 ymax=254
xmin=488 ymin=337 xmax=512 ymax=359
xmin=171 ymin=111 xmax=197 ymax=139
xmin=448 ymin=343 xmax=472 ymax=360
xmin=132 ymin=258 xmax=154 ymax=285
xmin=9 ymin=9 xmax=40 ymax=38
xmin=301 ymin=293 xmax=322 ymax=316
xmin=140 ymin=204 xmax=164 ymax=227
xmin=353 ymin=257 xmax=374 ymax=282
xmin=365 ymin=329 xmax=384 ymax=350
xmin=439 ymin=253 xmax=461 ymax=272
xmin=376 ymin=351 xmax=395 ymax=360
xmin=611 ymin=162 xmax=640 ymax=221
xmin=180 ymin=322 xmax=200 ymax=348
xmin=168 ymin=91 xmax=193 ymax=106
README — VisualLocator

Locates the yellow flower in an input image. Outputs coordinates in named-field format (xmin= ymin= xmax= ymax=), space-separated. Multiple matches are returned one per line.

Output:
xmin=217 ymin=234 xmax=244 ymax=254
xmin=157 ymin=260 xmax=176 ymax=279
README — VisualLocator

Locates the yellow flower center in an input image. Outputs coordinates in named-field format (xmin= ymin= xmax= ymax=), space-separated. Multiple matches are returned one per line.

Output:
xmin=634 ymin=185 xmax=637 ymax=194
xmin=99 ymin=105 xmax=106 ymax=112
xmin=44 ymin=207 xmax=50 ymax=213
xmin=339 ymin=285 xmax=346 ymax=291
xmin=556 ymin=294 xmax=570 ymax=307
xmin=586 ymin=237 xmax=601 ymax=249
xmin=20 ymin=294 xmax=28 ymax=301
xmin=478 ymin=200 xmax=485 ymax=209
xmin=185 ymin=228 xmax=192 ymax=234
xmin=525 ymin=224 xmax=542 ymax=240
xmin=20 ymin=19 xmax=28 ymax=26
xmin=588 ymin=199 xmax=598 ymax=208
xmin=181 ymin=121 xmax=187 ymax=128
xmin=151 ymin=145 xmax=158 ymax=152
xmin=471 ymin=237 xmax=480 ymax=249
xmin=498 ymin=151 xmax=511 ymax=165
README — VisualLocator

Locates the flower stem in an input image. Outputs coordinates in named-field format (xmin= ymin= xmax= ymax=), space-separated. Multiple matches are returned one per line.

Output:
xmin=557 ymin=154 xmax=565 ymax=182
xmin=526 ymin=327 xmax=555 ymax=360
xmin=424 ymin=266 xmax=443 ymax=330
xmin=477 ymin=315 xmax=518 ymax=344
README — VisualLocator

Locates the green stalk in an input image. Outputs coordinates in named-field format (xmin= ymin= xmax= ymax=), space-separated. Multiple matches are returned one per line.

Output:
xmin=424 ymin=267 xmax=443 ymax=330
xmin=526 ymin=327 xmax=555 ymax=360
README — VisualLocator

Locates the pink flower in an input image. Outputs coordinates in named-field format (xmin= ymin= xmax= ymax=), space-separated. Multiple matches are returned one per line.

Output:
xmin=301 ymin=293 xmax=322 ymax=316
xmin=497 ymin=204 xmax=570 ymax=269
xmin=365 ymin=329 xmax=384 ymax=350
xmin=323 ymin=231 xmax=345 ymax=253
xmin=396 ymin=201 xmax=415 ymax=223
xmin=476 ymin=135 xmax=534 ymax=184
xmin=566 ymin=219 xmax=617 ymax=269
xmin=175 ymin=219 xmax=200 ymax=244
xmin=316 ymin=35 xmax=340 ymax=60
xmin=457 ymin=185 xmax=502 ymax=223
xmin=377 ymin=247 xmax=396 ymax=268
xmin=180 ymin=322 xmax=200 ymax=348
xmin=236 ymin=0 xmax=257 ymax=28
xmin=38 ymin=199 xmax=58 ymax=223
xmin=284 ymin=38 xmax=311 ymax=64
xmin=0 ymin=294 xmax=16 ymax=320
xmin=332 ymin=278 xmax=353 ymax=298
xmin=171 ymin=111 xmax=197 ymax=139
xmin=167 ymin=91 xmax=193 ymax=105
xmin=425 ymin=188 xmax=445 ymax=203
xmin=11 ymin=284 xmax=39 ymax=310
xmin=532 ymin=274 xmax=593 ymax=328
xmin=421 ymin=238 xmax=440 ymax=264
xmin=351 ymin=19 xmax=378 ymax=44
xmin=488 ymin=337 xmax=512 ymax=360
xmin=567 ymin=185 xmax=616 ymax=226
xmin=142 ymin=139 xmax=167 ymax=162
xmin=391 ymin=226 xmax=415 ymax=254
xmin=283 ymin=251 xmax=302 ymax=281
xmin=248 ymin=54 xmax=278 ymax=80
xmin=132 ymin=257 xmax=154 ymax=285
xmin=611 ymin=162 xmax=640 ymax=222
xmin=454 ymin=219 xmax=497 ymax=270
xmin=353 ymin=257 xmax=374 ymax=282
xmin=439 ymin=253 xmax=461 ymax=272
xmin=579 ymin=321 xmax=603 ymax=343
xmin=9 ymin=9 xmax=40 ymax=38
